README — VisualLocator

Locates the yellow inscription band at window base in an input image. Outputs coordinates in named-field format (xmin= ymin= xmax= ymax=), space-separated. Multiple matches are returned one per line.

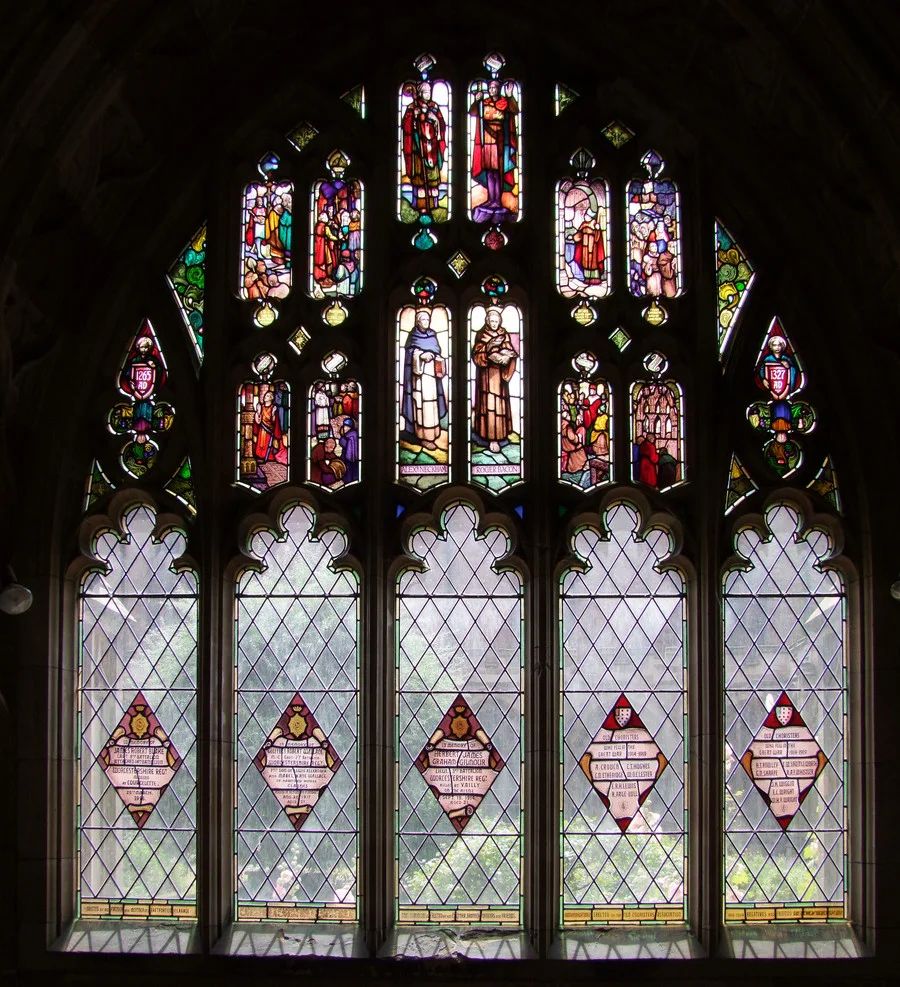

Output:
xmin=563 ymin=906 xmax=685 ymax=924
xmin=398 ymin=907 xmax=520 ymax=924
xmin=80 ymin=899 xmax=197 ymax=920
xmin=236 ymin=904 xmax=356 ymax=922
xmin=725 ymin=904 xmax=844 ymax=923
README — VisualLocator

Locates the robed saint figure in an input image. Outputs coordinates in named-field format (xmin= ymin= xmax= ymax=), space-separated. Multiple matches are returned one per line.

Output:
xmin=472 ymin=308 xmax=518 ymax=453
xmin=402 ymin=310 xmax=447 ymax=451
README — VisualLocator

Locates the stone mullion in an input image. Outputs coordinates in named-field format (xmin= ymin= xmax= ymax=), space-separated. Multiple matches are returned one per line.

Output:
xmin=195 ymin=155 xmax=233 ymax=949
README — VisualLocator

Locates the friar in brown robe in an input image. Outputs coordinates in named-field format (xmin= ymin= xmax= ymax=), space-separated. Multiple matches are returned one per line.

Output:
xmin=472 ymin=308 xmax=518 ymax=453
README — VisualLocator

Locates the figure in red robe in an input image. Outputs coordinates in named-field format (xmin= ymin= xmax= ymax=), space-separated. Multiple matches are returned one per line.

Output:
xmin=637 ymin=434 xmax=659 ymax=487
xmin=402 ymin=81 xmax=447 ymax=217
xmin=469 ymin=79 xmax=519 ymax=224
xmin=253 ymin=390 xmax=283 ymax=462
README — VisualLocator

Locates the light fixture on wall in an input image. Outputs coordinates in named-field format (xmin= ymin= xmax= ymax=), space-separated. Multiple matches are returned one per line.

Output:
xmin=891 ymin=574 xmax=900 ymax=601
xmin=0 ymin=564 xmax=33 ymax=615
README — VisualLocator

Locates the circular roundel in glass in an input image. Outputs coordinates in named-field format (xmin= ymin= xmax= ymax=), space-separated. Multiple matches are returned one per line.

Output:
xmin=642 ymin=351 xmax=669 ymax=376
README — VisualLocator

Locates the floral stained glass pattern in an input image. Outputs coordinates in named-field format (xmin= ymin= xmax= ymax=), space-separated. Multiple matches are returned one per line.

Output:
xmin=85 ymin=459 xmax=114 ymax=512
xmin=468 ymin=53 xmax=521 ymax=227
xmin=716 ymin=221 xmax=755 ymax=362
xmin=556 ymin=149 xmax=610 ymax=299
xmin=469 ymin=296 xmax=524 ymax=492
xmin=236 ymin=504 xmax=359 ymax=922
xmin=108 ymin=320 xmax=174 ymax=478
xmin=397 ymin=279 xmax=450 ymax=492
xmin=725 ymin=453 xmax=758 ymax=515
xmin=78 ymin=505 xmax=197 ymax=919
xmin=167 ymin=226 xmax=206 ymax=366
xmin=561 ymin=504 xmax=686 ymax=925
xmin=310 ymin=151 xmax=363 ymax=299
xmin=724 ymin=504 xmax=846 ymax=922
xmin=397 ymin=503 xmax=522 ymax=925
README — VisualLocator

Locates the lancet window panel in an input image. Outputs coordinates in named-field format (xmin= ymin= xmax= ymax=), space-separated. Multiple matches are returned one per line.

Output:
xmin=395 ymin=501 xmax=524 ymax=925
xmin=723 ymin=501 xmax=847 ymax=923
xmin=76 ymin=501 xmax=198 ymax=920
xmin=560 ymin=502 xmax=687 ymax=926
xmin=234 ymin=501 xmax=359 ymax=923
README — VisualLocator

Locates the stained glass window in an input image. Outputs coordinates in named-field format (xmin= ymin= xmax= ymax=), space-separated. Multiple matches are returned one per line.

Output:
xmin=468 ymin=53 xmax=521 ymax=229
xmin=108 ymin=320 xmax=174 ymax=478
xmin=627 ymin=150 xmax=681 ymax=322
xmin=235 ymin=502 xmax=359 ymax=922
xmin=397 ymin=278 xmax=450 ymax=491
xmin=558 ymin=352 xmax=612 ymax=492
xmin=630 ymin=352 xmax=684 ymax=492
xmin=308 ymin=353 xmax=360 ymax=490
xmin=237 ymin=353 xmax=290 ymax=494
xmin=716 ymin=221 xmax=755 ymax=362
xmin=239 ymin=155 xmax=293 ymax=322
xmin=724 ymin=502 xmax=846 ymax=923
xmin=399 ymin=53 xmax=451 ymax=242
xmin=469 ymin=289 xmax=524 ymax=491
xmin=561 ymin=503 xmax=686 ymax=925
xmin=396 ymin=502 xmax=523 ymax=925
xmin=167 ymin=226 xmax=206 ymax=367
xmin=78 ymin=503 xmax=197 ymax=920
xmin=310 ymin=151 xmax=363 ymax=299
xmin=556 ymin=149 xmax=610 ymax=299
xmin=748 ymin=318 xmax=815 ymax=478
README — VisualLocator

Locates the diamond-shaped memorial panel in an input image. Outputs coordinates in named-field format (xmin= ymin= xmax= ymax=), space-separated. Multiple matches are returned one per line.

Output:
xmin=415 ymin=695 xmax=505 ymax=834
xmin=561 ymin=505 xmax=686 ymax=925
xmin=97 ymin=692 xmax=183 ymax=829
xmin=255 ymin=693 xmax=342 ymax=831
xmin=236 ymin=504 xmax=359 ymax=922
xmin=740 ymin=692 xmax=827 ymax=831
xmin=579 ymin=695 xmax=668 ymax=833
xmin=724 ymin=503 xmax=846 ymax=919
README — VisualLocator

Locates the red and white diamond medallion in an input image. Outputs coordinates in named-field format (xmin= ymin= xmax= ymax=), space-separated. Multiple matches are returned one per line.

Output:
xmin=254 ymin=693 xmax=342 ymax=831
xmin=96 ymin=692 xmax=182 ymax=829
xmin=740 ymin=691 xmax=827 ymax=830
xmin=579 ymin=694 xmax=668 ymax=832
xmin=415 ymin=695 xmax=505 ymax=834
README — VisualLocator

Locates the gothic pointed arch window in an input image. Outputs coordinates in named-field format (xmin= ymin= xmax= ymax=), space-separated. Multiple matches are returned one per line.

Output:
xmin=49 ymin=35 xmax=873 ymax=971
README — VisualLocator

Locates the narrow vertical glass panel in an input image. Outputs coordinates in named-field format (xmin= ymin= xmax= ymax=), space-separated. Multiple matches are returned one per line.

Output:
xmin=78 ymin=505 xmax=198 ymax=919
xmin=723 ymin=504 xmax=846 ymax=923
xmin=724 ymin=453 xmax=758 ymax=516
xmin=468 ymin=53 xmax=522 ymax=225
xmin=84 ymin=458 xmax=114 ymax=512
xmin=341 ymin=84 xmax=365 ymax=118
xmin=165 ymin=456 xmax=197 ymax=515
xmin=239 ymin=172 xmax=293 ymax=303
xmin=630 ymin=355 xmax=684 ymax=492
xmin=397 ymin=300 xmax=451 ymax=491
xmin=237 ymin=353 xmax=290 ymax=493
xmin=108 ymin=320 xmax=174 ymax=478
xmin=807 ymin=456 xmax=842 ymax=515
xmin=469 ymin=301 xmax=524 ymax=491
xmin=166 ymin=225 xmax=206 ymax=367
xmin=748 ymin=318 xmax=815 ymax=479
xmin=556 ymin=149 xmax=611 ymax=299
xmin=559 ymin=353 xmax=612 ymax=492
xmin=560 ymin=503 xmax=686 ymax=925
xmin=308 ymin=374 xmax=360 ymax=490
xmin=555 ymin=82 xmax=578 ymax=115
xmin=396 ymin=502 xmax=523 ymax=923
xmin=399 ymin=55 xmax=451 ymax=225
xmin=716 ymin=220 xmax=756 ymax=362
xmin=626 ymin=150 xmax=681 ymax=300
xmin=235 ymin=504 xmax=359 ymax=922
xmin=309 ymin=151 xmax=363 ymax=299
